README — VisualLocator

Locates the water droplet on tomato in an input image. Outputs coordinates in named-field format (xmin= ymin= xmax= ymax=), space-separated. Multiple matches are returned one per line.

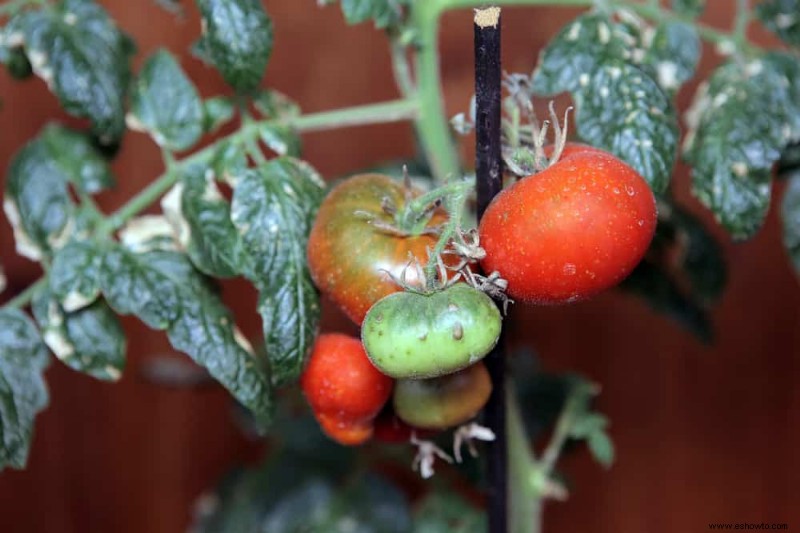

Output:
xmin=637 ymin=219 xmax=645 ymax=226
xmin=563 ymin=263 xmax=576 ymax=276
xmin=625 ymin=185 xmax=635 ymax=196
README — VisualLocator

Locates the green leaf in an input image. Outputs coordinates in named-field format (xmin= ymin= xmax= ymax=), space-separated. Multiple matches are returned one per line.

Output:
xmin=252 ymin=89 xmax=301 ymax=120
xmin=781 ymin=175 xmax=800 ymax=275
xmin=332 ymin=0 xmax=410 ymax=30
xmin=413 ymin=491 xmax=486 ymax=533
xmin=4 ymin=137 xmax=74 ymax=260
xmin=32 ymin=287 xmax=125 ymax=381
xmin=100 ymin=243 xmax=273 ymax=427
xmin=259 ymin=125 xmax=301 ymax=156
xmin=49 ymin=240 xmax=104 ymax=312
xmin=203 ymin=96 xmax=236 ymax=133
xmin=39 ymin=123 xmax=114 ymax=194
xmin=196 ymin=0 xmax=273 ymax=93
xmin=231 ymin=159 xmax=325 ymax=385
xmin=127 ymin=49 xmax=204 ymax=152
xmin=574 ymin=61 xmax=678 ymax=193
xmin=669 ymin=205 xmax=727 ymax=303
xmin=587 ymin=430 xmax=615 ymax=468
xmin=671 ymin=0 xmax=705 ymax=18
xmin=0 ymin=309 xmax=50 ymax=471
xmin=684 ymin=55 xmax=800 ymax=239
xmin=162 ymin=165 xmax=246 ymax=278
xmin=19 ymin=0 xmax=133 ymax=144
xmin=531 ymin=11 xmax=641 ymax=96
xmin=620 ymin=259 xmax=712 ymax=342
xmin=210 ymin=140 xmax=249 ymax=184
xmin=1 ymin=16 xmax=33 ymax=79
xmin=642 ymin=22 xmax=700 ymax=95
xmin=756 ymin=0 xmax=800 ymax=47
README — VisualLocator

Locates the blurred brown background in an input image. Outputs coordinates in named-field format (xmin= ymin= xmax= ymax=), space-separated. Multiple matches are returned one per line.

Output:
xmin=1 ymin=1 xmax=799 ymax=532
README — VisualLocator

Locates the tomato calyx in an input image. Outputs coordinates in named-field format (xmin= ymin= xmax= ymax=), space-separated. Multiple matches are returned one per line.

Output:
xmin=353 ymin=168 xmax=445 ymax=238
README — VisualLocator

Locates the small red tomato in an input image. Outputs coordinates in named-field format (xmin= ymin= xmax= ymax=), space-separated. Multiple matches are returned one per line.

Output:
xmin=317 ymin=413 xmax=374 ymax=446
xmin=373 ymin=409 xmax=437 ymax=443
xmin=479 ymin=144 xmax=657 ymax=304
xmin=301 ymin=333 xmax=393 ymax=445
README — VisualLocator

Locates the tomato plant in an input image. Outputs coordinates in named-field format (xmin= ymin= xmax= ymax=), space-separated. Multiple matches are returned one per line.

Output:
xmin=0 ymin=0 xmax=798 ymax=532
xmin=479 ymin=144 xmax=657 ymax=304
xmin=301 ymin=333 xmax=392 ymax=445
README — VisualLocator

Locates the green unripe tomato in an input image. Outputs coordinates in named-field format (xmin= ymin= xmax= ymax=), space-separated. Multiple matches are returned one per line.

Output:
xmin=393 ymin=361 xmax=492 ymax=430
xmin=361 ymin=284 xmax=502 ymax=379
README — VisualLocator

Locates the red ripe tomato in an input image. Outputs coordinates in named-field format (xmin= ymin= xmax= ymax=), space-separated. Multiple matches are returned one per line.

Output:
xmin=301 ymin=333 xmax=393 ymax=445
xmin=372 ymin=409 xmax=437 ymax=443
xmin=479 ymin=144 xmax=657 ymax=304
xmin=307 ymin=174 xmax=449 ymax=325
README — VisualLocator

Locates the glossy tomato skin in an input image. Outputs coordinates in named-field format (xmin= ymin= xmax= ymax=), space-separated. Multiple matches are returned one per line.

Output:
xmin=393 ymin=361 xmax=492 ymax=430
xmin=301 ymin=333 xmax=393 ymax=445
xmin=361 ymin=284 xmax=502 ymax=380
xmin=479 ymin=144 xmax=657 ymax=304
xmin=307 ymin=174 xmax=449 ymax=325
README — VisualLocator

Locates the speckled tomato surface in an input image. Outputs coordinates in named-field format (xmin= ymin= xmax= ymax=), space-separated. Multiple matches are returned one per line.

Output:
xmin=301 ymin=333 xmax=392 ymax=445
xmin=479 ymin=144 xmax=657 ymax=304
xmin=307 ymin=174 xmax=449 ymax=325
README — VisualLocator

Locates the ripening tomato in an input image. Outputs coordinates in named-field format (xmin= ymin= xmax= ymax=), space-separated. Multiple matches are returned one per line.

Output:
xmin=393 ymin=361 xmax=492 ymax=430
xmin=479 ymin=144 xmax=657 ymax=304
xmin=301 ymin=333 xmax=393 ymax=445
xmin=307 ymin=174 xmax=450 ymax=325
xmin=361 ymin=284 xmax=502 ymax=379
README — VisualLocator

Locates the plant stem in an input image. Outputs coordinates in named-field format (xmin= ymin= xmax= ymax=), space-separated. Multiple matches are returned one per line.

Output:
xmin=99 ymin=98 xmax=419 ymax=235
xmin=474 ymin=7 xmax=507 ymax=533
xmin=6 ymin=278 xmax=45 ymax=310
xmin=390 ymin=40 xmax=417 ymax=97
xmin=733 ymin=0 xmax=751 ymax=48
xmin=411 ymin=2 xmax=462 ymax=182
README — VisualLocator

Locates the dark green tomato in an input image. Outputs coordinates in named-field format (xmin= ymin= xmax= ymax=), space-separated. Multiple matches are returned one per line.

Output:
xmin=393 ymin=361 xmax=492 ymax=430
xmin=307 ymin=173 xmax=449 ymax=325
xmin=361 ymin=284 xmax=502 ymax=379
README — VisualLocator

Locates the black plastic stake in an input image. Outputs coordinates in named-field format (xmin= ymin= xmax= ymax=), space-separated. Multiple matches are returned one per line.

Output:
xmin=474 ymin=7 xmax=506 ymax=533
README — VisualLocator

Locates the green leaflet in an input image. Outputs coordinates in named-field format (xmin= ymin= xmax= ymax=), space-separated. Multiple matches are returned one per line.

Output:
xmin=413 ymin=491 xmax=487 ymax=533
xmin=756 ymin=0 xmax=800 ymax=47
xmin=574 ymin=61 xmax=678 ymax=193
xmin=531 ymin=11 xmax=642 ymax=96
xmin=100 ymin=243 xmax=273 ymax=427
xmin=231 ymin=158 xmax=326 ymax=386
xmin=32 ymin=287 xmax=126 ymax=382
xmin=39 ymin=123 xmax=114 ymax=194
xmin=162 ymin=165 xmax=246 ymax=278
xmin=0 ymin=309 xmax=50 ymax=471
xmin=781 ymin=175 xmax=800 ymax=275
xmin=193 ymin=449 xmax=409 ymax=533
xmin=127 ymin=49 xmax=204 ymax=152
xmin=670 ymin=0 xmax=705 ymax=18
xmin=18 ymin=0 xmax=133 ymax=144
xmin=642 ymin=22 xmax=700 ymax=95
xmin=620 ymin=259 xmax=712 ymax=342
xmin=203 ymin=96 xmax=236 ymax=134
xmin=196 ymin=0 xmax=273 ymax=93
xmin=334 ymin=0 xmax=410 ymax=30
xmin=49 ymin=240 xmax=104 ymax=312
xmin=684 ymin=54 xmax=800 ymax=239
xmin=531 ymin=10 xmax=680 ymax=193
xmin=4 ymin=137 xmax=74 ymax=260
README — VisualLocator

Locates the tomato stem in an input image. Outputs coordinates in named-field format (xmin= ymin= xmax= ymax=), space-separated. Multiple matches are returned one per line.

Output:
xmin=473 ymin=8 xmax=508 ymax=533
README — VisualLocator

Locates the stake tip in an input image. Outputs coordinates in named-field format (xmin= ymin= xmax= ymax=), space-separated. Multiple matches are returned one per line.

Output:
xmin=474 ymin=6 xmax=500 ymax=28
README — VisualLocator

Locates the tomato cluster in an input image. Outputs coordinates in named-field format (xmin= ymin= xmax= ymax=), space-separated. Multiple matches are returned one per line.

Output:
xmin=302 ymin=150 xmax=655 ymax=446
